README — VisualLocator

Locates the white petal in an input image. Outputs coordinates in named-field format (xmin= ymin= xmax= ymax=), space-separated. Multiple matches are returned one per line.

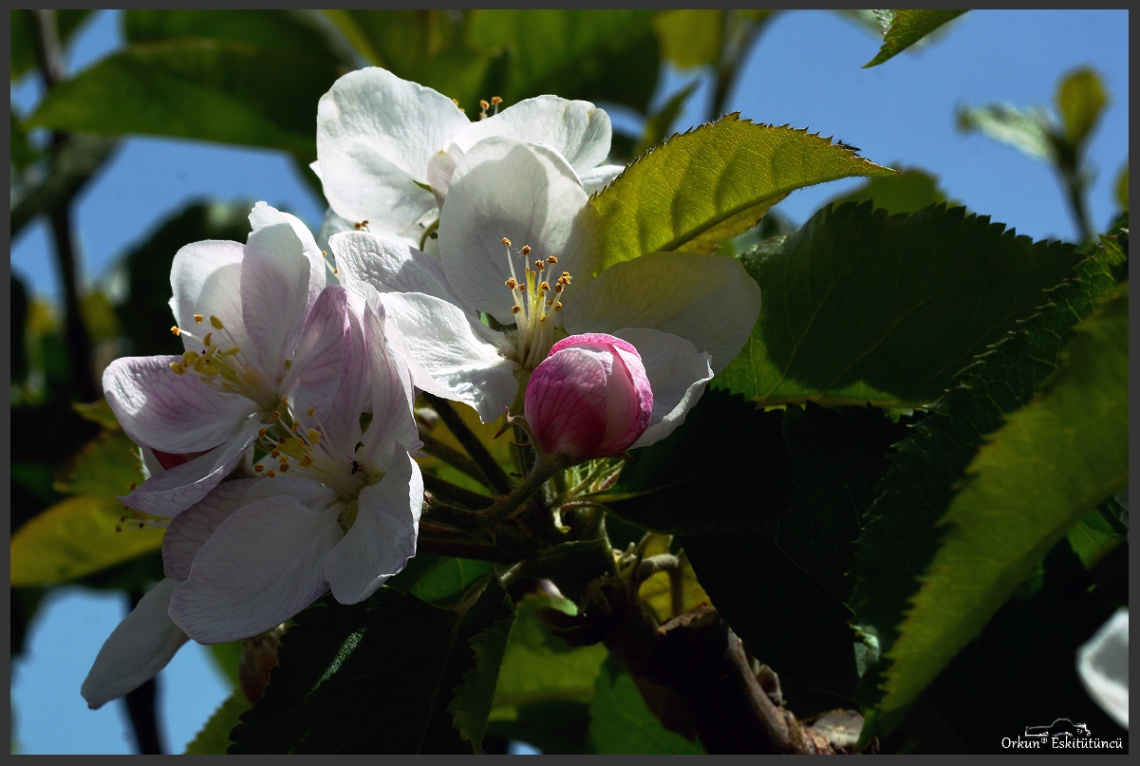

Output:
xmin=453 ymin=95 xmax=613 ymax=175
xmin=331 ymin=231 xmax=455 ymax=304
xmin=326 ymin=452 xmax=423 ymax=604
xmin=316 ymin=67 xmax=469 ymax=243
xmin=81 ymin=579 xmax=189 ymax=710
xmin=169 ymin=240 xmax=246 ymax=349
xmin=103 ymin=355 xmax=256 ymax=453
xmin=249 ymin=201 xmax=328 ymax=305
xmin=1077 ymin=608 xmax=1129 ymax=729
xmin=378 ymin=291 xmax=520 ymax=423
xmin=163 ymin=479 xmax=260 ymax=581
xmin=282 ymin=285 xmax=350 ymax=422
xmin=120 ymin=419 xmax=261 ymax=516
xmin=358 ymin=302 xmax=419 ymax=467
xmin=579 ymin=163 xmax=625 ymax=195
xmin=169 ymin=495 xmax=341 ymax=644
xmin=241 ymin=220 xmax=311 ymax=376
xmin=564 ymin=252 xmax=761 ymax=373
xmin=611 ymin=327 xmax=713 ymax=449
xmin=439 ymin=138 xmax=601 ymax=325
xmin=316 ymin=306 xmax=370 ymax=457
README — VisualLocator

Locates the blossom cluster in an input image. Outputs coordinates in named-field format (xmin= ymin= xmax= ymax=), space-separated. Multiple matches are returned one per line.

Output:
xmin=82 ymin=68 xmax=761 ymax=709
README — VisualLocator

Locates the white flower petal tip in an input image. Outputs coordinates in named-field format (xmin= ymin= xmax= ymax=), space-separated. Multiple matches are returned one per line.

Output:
xmin=1077 ymin=608 xmax=1129 ymax=729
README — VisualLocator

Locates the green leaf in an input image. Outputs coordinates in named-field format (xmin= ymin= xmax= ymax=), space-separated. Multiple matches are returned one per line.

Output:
xmin=319 ymin=10 xmax=453 ymax=78
xmin=588 ymin=654 xmax=705 ymax=753
xmin=652 ymin=10 xmax=724 ymax=69
xmin=185 ymin=690 xmax=251 ymax=754
xmin=630 ymin=79 xmax=698 ymax=161
xmin=593 ymin=115 xmax=896 ymax=269
xmin=387 ymin=554 xmax=494 ymax=607
xmin=826 ymin=167 xmax=952 ymax=217
xmin=27 ymin=39 xmax=342 ymax=159
xmin=1066 ymin=505 xmax=1127 ymax=569
xmin=10 ymin=9 xmax=95 ymax=82
xmin=863 ymin=10 xmax=967 ymax=68
xmin=10 ymin=110 xmax=39 ymax=171
xmin=877 ymin=284 xmax=1127 ymax=734
xmin=486 ymin=700 xmax=593 ymax=754
xmin=715 ymin=203 xmax=1082 ymax=408
xmin=52 ymin=428 xmax=143 ymax=497
xmin=847 ymin=236 xmax=1125 ymax=717
xmin=465 ymin=10 xmax=660 ymax=114
xmin=10 ymin=496 xmax=164 ymax=586
xmin=208 ymin=641 xmax=244 ymax=688
xmin=228 ymin=578 xmax=514 ymax=753
xmin=1056 ymin=66 xmax=1107 ymax=148
xmin=956 ymin=102 xmax=1055 ymax=163
xmin=1115 ymin=162 xmax=1128 ymax=212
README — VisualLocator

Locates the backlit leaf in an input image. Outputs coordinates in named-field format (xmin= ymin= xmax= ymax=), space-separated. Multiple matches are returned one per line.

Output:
xmin=1056 ymin=66 xmax=1107 ymax=148
xmin=588 ymin=655 xmax=705 ymax=753
xmin=863 ymin=10 xmax=967 ymax=68
xmin=185 ymin=690 xmax=251 ymax=754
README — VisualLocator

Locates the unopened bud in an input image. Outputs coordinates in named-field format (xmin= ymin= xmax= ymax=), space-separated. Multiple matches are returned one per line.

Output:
xmin=524 ymin=333 xmax=653 ymax=461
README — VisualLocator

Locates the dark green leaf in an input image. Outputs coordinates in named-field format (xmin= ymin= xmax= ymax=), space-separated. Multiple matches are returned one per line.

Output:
xmin=11 ymin=274 xmax=29 ymax=384
xmin=486 ymin=700 xmax=593 ymax=754
xmin=185 ymin=690 xmax=251 ymax=754
xmin=652 ymin=10 xmax=724 ymax=69
xmin=1114 ymin=163 xmax=1128 ymax=211
xmin=1066 ymin=505 xmax=1127 ymax=569
xmin=1056 ymin=66 xmax=1107 ymax=148
xmin=716 ymin=202 xmax=1082 ymax=408
xmin=588 ymin=654 xmax=705 ymax=753
xmin=863 ymin=10 xmax=967 ymax=68
xmin=847 ymin=232 xmax=1126 ymax=740
xmin=386 ymin=553 xmax=494 ymax=607
xmin=319 ymin=10 xmax=451 ymax=78
xmin=594 ymin=116 xmax=896 ymax=269
xmin=826 ymin=167 xmax=952 ymax=217
xmin=10 ymin=110 xmax=39 ymax=171
xmin=28 ymin=39 xmax=342 ymax=160
xmin=228 ymin=578 xmax=514 ymax=753
xmin=878 ymin=285 xmax=1127 ymax=731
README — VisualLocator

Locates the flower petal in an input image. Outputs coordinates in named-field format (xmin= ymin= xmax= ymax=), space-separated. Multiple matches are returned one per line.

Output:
xmin=378 ymin=291 xmax=520 ymax=423
xmin=169 ymin=240 xmax=246 ymax=349
xmin=169 ymin=495 xmax=341 ymax=643
xmin=439 ymin=138 xmax=601 ymax=325
xmin=241 ymin=220 xmax=311 ymax=376
xmin=103 ymin=355 xmax=256 ymax=453
xmin=453 ymin=95 xmax=613 ymax=175
xmin=564 ymin=252 xmax=761 ymax=373
xmin=282 ymin=285 xmax=350 ymax=422
xmin=120 ymin=419 xmax=262 ymax=516
xmin=326 ymin=451 xmax=423 ymax=604
xmin=358 ymin=302 xmax=419 ymax=468
xmin=611 ymin=327 xmax=713 ymax=449
xmin=579 ymin=163 xmax=625 ymax=195
xmin=316 ymin=67 xmax=469 ymax=243
xmin=331 ymin=231 xmax=455 ymax=304
xmin=249 ymin=201 xmax=329 ymax=308
xmin=163 ymin=479 xmax=260 ymax=581
xmin=1077 ymin=608 xmax=1129 ymax=729
xmin=81 ymin=578 xmax=189 ymax=710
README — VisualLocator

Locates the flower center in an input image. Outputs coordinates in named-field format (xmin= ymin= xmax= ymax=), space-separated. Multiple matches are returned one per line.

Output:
xmin=501 ymin=237 xmax=572 ymax=370
xmin=168 ymin=314 xmax=281 ymax=411
xmin=250 ymin=412 xmax=369 ymax=503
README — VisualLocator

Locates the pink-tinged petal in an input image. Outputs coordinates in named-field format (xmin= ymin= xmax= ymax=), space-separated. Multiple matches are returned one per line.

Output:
xmin=249 ymin=201 xmax=328 ymax=306
xmin=316 ymin=68 xmax=469 ymax=243
xmin=330 ymin=231 xmax=455 ymax=304
xmin=439 ymin=138 xmax=602 ymax=325
xmin=611 ymin=328 xmax=713 ymax=449
xmin=326 ymin=451 xmax=423 ymax=604
xmin=282 ymin=285 xmax=349 ymax=422
xmin=169 ymin=240 xmax=246 ymax=350
xmin=103 ymin=355 xmax=256 ymax=453
xmin=241 ymin=221 xmax=311 ymax=376
xmin=358 ymin=302 xmax=419 ymax=467
xmin=169 ymin=495 xmax=341 ymax=644
xmin=453 ymin=96 xmax=613 ymax=175
xmin=315 ymin=306 xmax=370 ymax=458
xmin=81 ymin=578 xmax=188 ymax=710
xmin=120 ymin=419 xmax=262 ymax=516
xmin=564 ymin=252 xmax=761 ymax=373
xmin=377 ymin=291 xmax=520 ymax=423
xmin=579 ymin=164 xmax=625 ymax=195
xmin=163 ymin=479 xmax=260 ymax=581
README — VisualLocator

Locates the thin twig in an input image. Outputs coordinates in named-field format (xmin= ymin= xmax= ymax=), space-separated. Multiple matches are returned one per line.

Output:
xmin=422 ymin=393 xmax=513 ymax=495
xmin=418 ymin=427 xmax=495 ymax=490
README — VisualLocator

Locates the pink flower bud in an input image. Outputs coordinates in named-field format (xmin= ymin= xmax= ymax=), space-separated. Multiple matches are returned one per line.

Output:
xmin=524 ymin=333 xmax=653 ymax=461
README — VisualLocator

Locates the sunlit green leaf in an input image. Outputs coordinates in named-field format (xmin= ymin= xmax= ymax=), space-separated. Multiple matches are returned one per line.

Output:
xmin=228 ymin=579 xmax=514 ymax=753
xmin=956 ymin=102 xmax=1054 ymax=162
xmin=28 ymin=39 xmax=342 ymax=159
xmin=638 ymin=549 xmax=711 ymax=624
xmin=10 ymin=496 xmax=163 ymax=586
xmin=826 ymin=167 xmax=951 ymax=217
xmin=185 ymin=690 xmax=251 ymax=754
xmin=588 ymin=655 xmax=705 ymax=753
xmin=877 ymin=284 xmax=1127 ymax=735
xmin=1056 ymin=66 xmax=1107 ymax=148
xmin=863 ymin=10 xmax=967 ymax=68
xmin=593 ymin=116 xmax=896 ymax=269
xmin=52 ymin=427 xmax=142 ymax=497
xmin=716 ymin=202 xmax=1081 ymax=408
xmin=208 ymin=641 xmax=244 ymax=688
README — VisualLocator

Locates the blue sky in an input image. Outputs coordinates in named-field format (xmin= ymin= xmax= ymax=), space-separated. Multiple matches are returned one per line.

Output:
xmin=9 ymin=9 xmax=1129 ymax=754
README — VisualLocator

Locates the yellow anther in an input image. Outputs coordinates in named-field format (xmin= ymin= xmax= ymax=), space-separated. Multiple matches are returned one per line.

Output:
xmin=307 ymin=428 xmax=321 ymax=444
xmin=307 ymin=407 xmax=315 ymax=417
xmin=170 ymin=361 xmax=187 ymax=375
xmin=193 ymin=314 xmax=204 ymax=323
xmin=505 ymin=278 xmax=518 ymax=288
xmin=183 ymin=350 xmax=201 ymax=365
xmin=452 ymin=98 xmax=460 ymax=106
xmin=491 ymin=96 xmax=502 ymax=105
xmin=300 ymin=455 xmax=313 ymax=467
xmin=272 ymin=411 xmax=281 ymax=421
xmin=521 ymin=245 xmax=532 ymax=256
xmin=209 ymin=315 xmax=224 ymax=330
xmin=202 ymin=332 xmax=213 ymax=347
xmin=223 ymin=346 xmax=240 ymax=355
xmin=291 ymin=422 xmax=301 ymax=434
xmin=266 ymin=469 xmax=277 ymax=478
xmin=271 ymin=449 xmax=280 ymax=458
xmin=279 ymin=463 xmax=290 ymax=473
xmin=480 ymin=99 xmax=490 ymax=110
xmin=171 ymin=326 xmax=181 ymax=336
xmin=254 ymin=464 xmax=265 ymax=473
xmin=258 ymin=427 xmax=268 ymax=439
xmin=512 ymin=305 xmax=522 ymax=314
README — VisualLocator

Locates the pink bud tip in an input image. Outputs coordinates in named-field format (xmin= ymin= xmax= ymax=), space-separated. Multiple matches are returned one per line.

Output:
xmin=524 ymin=333 xmax=653 ymax=461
